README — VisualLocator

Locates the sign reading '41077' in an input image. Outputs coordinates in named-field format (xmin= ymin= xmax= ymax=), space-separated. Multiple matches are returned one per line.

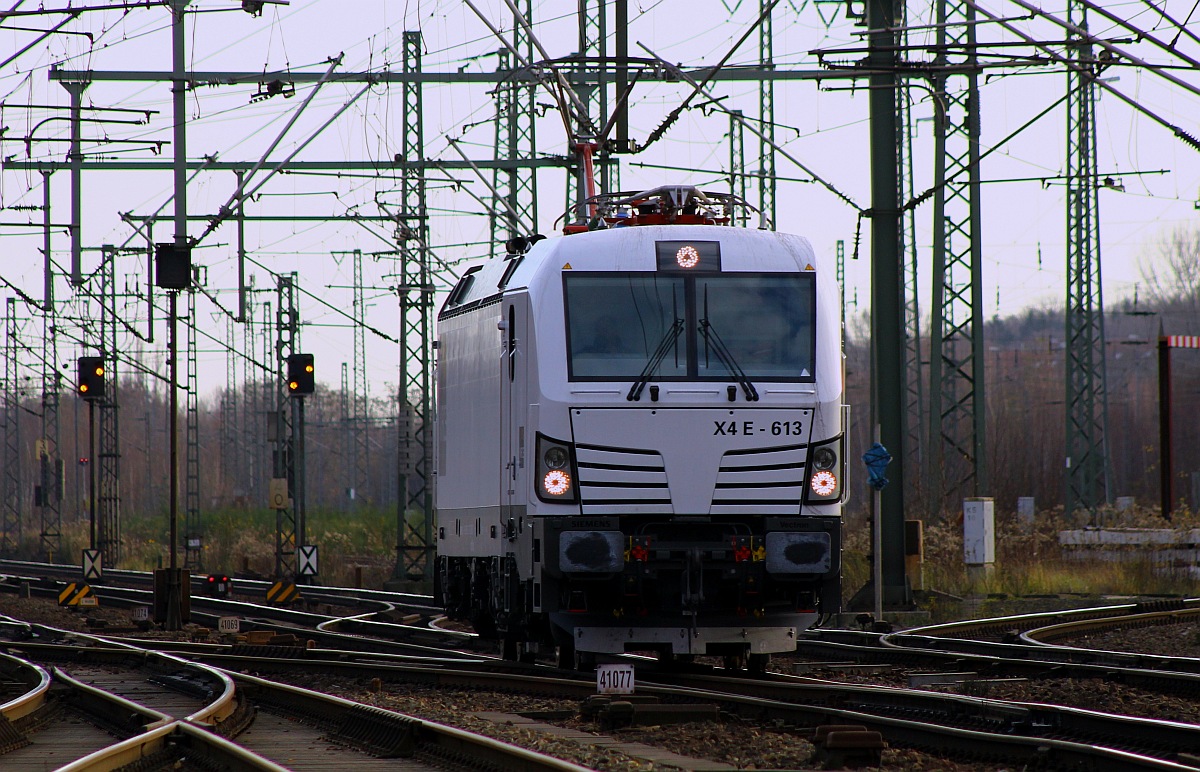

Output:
xmin=596 ymin=664 xmax=635 ymax=695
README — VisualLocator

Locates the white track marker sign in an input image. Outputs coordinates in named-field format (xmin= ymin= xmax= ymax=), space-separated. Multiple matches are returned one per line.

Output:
xmin=596 ymin=663 xmax=635 ymax=695
xmin=82 ymin=549 xmax=102 ymax=580
xmin=298 ymin=545 xmax=318 ymax=576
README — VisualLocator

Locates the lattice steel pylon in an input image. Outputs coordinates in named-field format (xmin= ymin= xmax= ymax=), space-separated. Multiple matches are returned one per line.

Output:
xmin=352 ymin=249 xmax=369 ymax=505
xmin=341 ymin=361 xmax=351 ymax=510
xmin=1064 ymin=1 xmax=1109 ymax=519
xmin=242 ymin=290 xmax=262 ymax=505
xmin=757 ymin=0 xmax=776 ymax=229
xmin=97 ymin=247 xmax=121 ymax=566
xmin=184 ymin=286 xmax=202 ymax=569
xmin=897 ymin=15 xmax=925 ymax=512
xmin=729 ymin=110 xmax=750 ymax=227
xmin=927 ymin=0 xmax=987 ymax=511
xmin=222 ymin=311 xmax=237 ymax=502
xmin=2 ymin=297 xmax=22 ymax=556
xmin=491 ymin=45 xmax=539 ymax=252
xmin=562 ymin=0 xmax=606 ymax=213
xmin=260 ymin=299 xmax=273 ymax=515
xmin=272 ymin=274 xmax=299 ymax=579
xmin=396 ymin=30 xmax=435 ymax=582
xmin=38 ymin=296 xmax=61 ymax=561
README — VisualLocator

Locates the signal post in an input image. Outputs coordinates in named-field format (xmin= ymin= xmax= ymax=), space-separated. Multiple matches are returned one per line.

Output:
xmin=156 ymin=243 xmax=192 ymax=630
xmin=286 ymin=354 xmax=317 ymax=585
xmin=75 ymin=356 xmax=105 ymax=584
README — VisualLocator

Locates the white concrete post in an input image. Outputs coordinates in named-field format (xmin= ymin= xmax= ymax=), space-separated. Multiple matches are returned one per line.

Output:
xmin=964 ymin=497 xmax=995 ymax=580
xmin=1017 ymin=497 xmax=1035 ymax=533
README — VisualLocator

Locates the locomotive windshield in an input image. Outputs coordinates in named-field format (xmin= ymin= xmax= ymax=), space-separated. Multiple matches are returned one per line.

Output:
xmin=564 ymin=272 xmax=816 ymax=381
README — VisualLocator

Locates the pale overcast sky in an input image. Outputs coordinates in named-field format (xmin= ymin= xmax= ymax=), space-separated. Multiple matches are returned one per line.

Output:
xmin=2 ymin=0 xmax=1198 ymax=398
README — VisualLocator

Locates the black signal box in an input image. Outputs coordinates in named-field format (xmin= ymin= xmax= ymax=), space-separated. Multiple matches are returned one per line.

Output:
xmin=287 ymin=353 xmax=314 ymax=396
xmin=77 ymin=356 xmax=105 ymax=400
xmin=155 ymin=243 xmax=192 ymax=289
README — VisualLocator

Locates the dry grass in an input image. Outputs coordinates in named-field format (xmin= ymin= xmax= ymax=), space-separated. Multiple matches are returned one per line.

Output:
xmin=843 ymin=503 xmax=1200 ymax=604
xmin=18 ymin=506 xmax=417 ymax=588
xmin=21 ymin=503 xmax=1200 ymax=603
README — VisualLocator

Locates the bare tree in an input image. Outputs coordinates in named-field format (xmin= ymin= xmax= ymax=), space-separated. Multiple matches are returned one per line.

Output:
xmin=1140 ymin=226 xmax=1200 ymax=333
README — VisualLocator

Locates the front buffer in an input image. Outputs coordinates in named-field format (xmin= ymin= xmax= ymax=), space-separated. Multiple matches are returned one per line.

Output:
xmin=541 ymin=512 xmax=839 ymax=661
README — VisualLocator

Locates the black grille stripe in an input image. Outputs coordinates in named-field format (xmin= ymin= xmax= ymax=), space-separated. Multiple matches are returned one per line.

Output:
xmin=721 ymin=442 xmax=807 ymax=456
xmin=582 ymin=480 xmax=670 ymax=489
xmin=576 ymin=443 xmax=661 ymax=456
xmin=715 ymin=480 xmax=804 ymax=489
xmin=577 ymin=461 xmax=668 ymax=472
xmin=716 ymin=461 xmax=804 ymax=473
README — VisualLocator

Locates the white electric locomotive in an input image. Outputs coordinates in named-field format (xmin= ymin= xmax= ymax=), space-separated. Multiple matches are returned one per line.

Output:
xmin=435 ymin=186 xmax=844 ymax=669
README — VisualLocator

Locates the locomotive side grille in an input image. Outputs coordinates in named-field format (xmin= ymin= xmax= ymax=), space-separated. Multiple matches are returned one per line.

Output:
xmin=575 ymin=444 xmax=672 ymax=514
xmin=710 ymin=444 xmax=807 ymax=514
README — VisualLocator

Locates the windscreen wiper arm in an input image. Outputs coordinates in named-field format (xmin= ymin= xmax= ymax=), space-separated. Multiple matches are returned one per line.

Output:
xmin=627 ymin=318 xmax=685 ymax=401
xmin=699 ymin=318 xmax=759 ymax=401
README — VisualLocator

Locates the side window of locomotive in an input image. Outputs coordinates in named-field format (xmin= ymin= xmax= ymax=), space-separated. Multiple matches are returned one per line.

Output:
xmin=564 ymin=274 xmax=686 ymax=379
xmin=507 ymin=305 xmax=516 ymax=381
xmin=696 ymin=274 xmax=816 ymax=381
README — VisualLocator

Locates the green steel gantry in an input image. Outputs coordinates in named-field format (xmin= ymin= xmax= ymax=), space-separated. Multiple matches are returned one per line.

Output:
xmin=396 ymin=30 xmax=436 ymax=582
xmin=1064 ymin=0 xmax=1110 ymax=519
xmin=928 ymin=0 xmax=987 ymax=511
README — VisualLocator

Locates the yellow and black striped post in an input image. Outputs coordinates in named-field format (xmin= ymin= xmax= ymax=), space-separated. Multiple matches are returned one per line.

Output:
xmin=266 ymin=581 xmax=300 ymax=605
xmin=58 ymin=583 xmax=93 ymax=606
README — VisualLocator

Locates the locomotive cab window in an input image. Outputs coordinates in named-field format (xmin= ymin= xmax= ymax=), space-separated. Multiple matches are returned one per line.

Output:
xmin=564 ymin=272 xmax=816 ymax=382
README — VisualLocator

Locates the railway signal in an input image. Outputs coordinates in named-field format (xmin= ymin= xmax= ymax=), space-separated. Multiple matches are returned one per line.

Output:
xmin=76 ymin=356 xmax=105 ymax=400
xmin=287 ymin=353 xmax=314 ymax=395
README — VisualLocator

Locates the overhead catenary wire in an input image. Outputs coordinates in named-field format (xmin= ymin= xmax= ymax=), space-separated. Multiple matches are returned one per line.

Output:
xmin=638 ymin=43 xmax=862 ymax=212
xmin=1003 ymin=0 xmax=1200 ymax=103
xmin=966 ymin=0 xmax=1200 ymax=153
xmin=193 ymin=52 xmax=346 ymax=247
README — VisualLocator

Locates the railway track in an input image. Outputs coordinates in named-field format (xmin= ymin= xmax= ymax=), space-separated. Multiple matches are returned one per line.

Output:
xmin=6 ymin=609 xmax=1195 ymax=770
xmin=8 ymin=564 xmax=1200 ymax=770
xmin=0 ymin=625 xmax=589 ymax=771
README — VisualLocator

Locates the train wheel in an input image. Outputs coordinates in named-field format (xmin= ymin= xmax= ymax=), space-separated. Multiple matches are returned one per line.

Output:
xmin=502 ymin=636 xmax=519 ymax=661
xmin=555 ymin=642 xmax=575 ymax=670
xmin=556 ymin=642 xmax=596 ymax=671
xmin=747 ymin=653 xmax=769 ymax=674
xmin=722 ymin=654 xmax=745 ymax=671
xmin=658 ymin=652 xmax=693 ymax=669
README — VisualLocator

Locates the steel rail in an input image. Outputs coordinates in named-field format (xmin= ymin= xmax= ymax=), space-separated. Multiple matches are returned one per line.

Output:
xmin=1022 ymin=606 xmax=1200 ymax=646
xmin=0 ymin=651 xmax=50 ymax=722
xmin=56 ymin=720 xmax=292 ymax=772
xmin=227 ymin=670 xmax=595 ymax=772
xmin=5 ymin=614 xmax=1197 ymax=770
xmin=0 ymin=558 xmax=440 ymax=608
xmin=1 ymin=626 xmax=582 ymax=771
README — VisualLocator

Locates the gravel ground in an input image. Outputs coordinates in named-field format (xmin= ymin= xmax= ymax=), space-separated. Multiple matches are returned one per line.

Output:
xmin=1070 ymin=620 xmax=1200 ymax=658
xmin=0 ymin=593 xmax=1184 ymax=771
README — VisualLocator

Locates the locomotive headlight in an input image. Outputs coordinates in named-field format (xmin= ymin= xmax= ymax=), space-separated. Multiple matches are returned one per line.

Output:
xmin=812 ymin=447 xmax=836 ymax=471
xmin=536 ymin=433 xmax=579 ymax=503
xmin=675 ymin=244 xmax=700 ymax=269
xmin=543 ymin=469 xmax=572 ymax=496
xmin=804 ymin=437 xmax=845 ymax=503
xmin=809 ymin=471 xmax=837 ymax=497
xmin=544 ymin=446 xmax=570 ymax=470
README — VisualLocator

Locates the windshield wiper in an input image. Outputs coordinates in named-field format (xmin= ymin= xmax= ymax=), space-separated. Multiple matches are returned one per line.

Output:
xmin=699 ymin=318 xmax=759 ymax=401
xmin=627 ymin=318 xmax=685 ymax=401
